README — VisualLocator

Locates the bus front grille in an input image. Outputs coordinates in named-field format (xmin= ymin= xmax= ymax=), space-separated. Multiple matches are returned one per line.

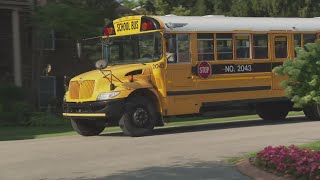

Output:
xmin=69 ymin=80 xmax=95 ymax=99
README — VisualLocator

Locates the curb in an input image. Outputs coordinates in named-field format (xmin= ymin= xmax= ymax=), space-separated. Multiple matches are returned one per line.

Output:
xmin=236 ymin=159 xmax=292 ymax=180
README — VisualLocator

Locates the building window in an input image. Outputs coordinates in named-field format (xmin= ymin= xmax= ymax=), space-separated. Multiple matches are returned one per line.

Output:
xmin=44 ymin=30 xmax=55 ymax=51
xmin=274 ymin=36 xmax=288 ymax=59
xmin=303 ymin=34 xmax=317 ymax=45
xmin=217 ymin=33 xmax=233 ymax=60
xmin=235 ymin=34 xmax=251 ymax=59
xmin=253 ymin=34 xmax=268 ymax=59
xmin=197 ymin=33 xmax=214 ymax=61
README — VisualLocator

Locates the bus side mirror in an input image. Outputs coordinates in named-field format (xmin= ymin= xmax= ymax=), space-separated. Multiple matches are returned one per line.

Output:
xmin=76 ymin=42 xmax=82 ymax=59
xmin=95 ymin=59 xmax=107 ymax=69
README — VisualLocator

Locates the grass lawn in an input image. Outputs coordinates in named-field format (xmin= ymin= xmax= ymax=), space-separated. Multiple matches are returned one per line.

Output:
xmin=298 ymin=141 xmax=320 ymax=150
xmin=0 ymin=111 xmax=304 ymax=141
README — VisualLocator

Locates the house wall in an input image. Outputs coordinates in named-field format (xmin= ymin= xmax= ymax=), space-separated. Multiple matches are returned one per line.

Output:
xmin=0 ymin=10 xmax=13 ymax=84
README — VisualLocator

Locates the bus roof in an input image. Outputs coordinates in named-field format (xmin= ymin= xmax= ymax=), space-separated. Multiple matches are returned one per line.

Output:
xmin=152 ymin=16 xmax=320 ymax=32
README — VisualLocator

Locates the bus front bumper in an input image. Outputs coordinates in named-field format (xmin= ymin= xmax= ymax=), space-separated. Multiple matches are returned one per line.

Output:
xmin=62 ymin=113 xmax=106 ymax=117
xmin=62 ymin=99 xmax=125 ymax=119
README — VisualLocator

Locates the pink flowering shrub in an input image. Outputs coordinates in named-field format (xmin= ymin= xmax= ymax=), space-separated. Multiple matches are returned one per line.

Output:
xmin=255 ymin=145 xmax=320 ymax=180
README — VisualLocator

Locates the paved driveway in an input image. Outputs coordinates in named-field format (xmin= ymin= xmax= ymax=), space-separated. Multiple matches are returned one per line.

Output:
xmin=0 ymin=117 xmax=319 ymax=180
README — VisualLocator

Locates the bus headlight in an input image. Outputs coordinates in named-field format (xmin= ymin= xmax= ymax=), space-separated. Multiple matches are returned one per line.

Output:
xmin=97 ymin=91 xmax=120 ymax=101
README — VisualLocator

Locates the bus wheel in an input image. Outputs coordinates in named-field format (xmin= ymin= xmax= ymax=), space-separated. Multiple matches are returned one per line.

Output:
xmin=71 ymin=119 xmax=105 ymax=136
xmin=303 ymin=104 xmax=320 ymax=120
xmin=256 ymin=102 xmax=289 ymax=121
xmin=119 ymin=96 xmax=157 ymax=137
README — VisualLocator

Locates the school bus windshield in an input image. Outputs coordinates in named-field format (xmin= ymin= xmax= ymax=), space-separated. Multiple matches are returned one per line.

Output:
xmin=104 ymin=32 xmax=163 ymax=65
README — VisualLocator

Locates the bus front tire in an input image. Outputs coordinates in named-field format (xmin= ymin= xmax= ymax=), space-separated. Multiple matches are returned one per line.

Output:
xmin=71 ymin=119 xmax=105 ymax=136
xmin=256 ymin=102 xmax=289 ymax=121
xmin=119 ymin=96 xmax=157 ymax=137
xmin=303 ymin=104 xmax=320 ymax=120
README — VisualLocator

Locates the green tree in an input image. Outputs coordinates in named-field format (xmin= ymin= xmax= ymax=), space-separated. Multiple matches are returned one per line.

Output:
xmin=32 ymin=0 xmax=124 ymax=39
xmin=212 ymin=0 xmax=232 ymax=15
xmin=230 ymin=0 xmax=253 ymax=16
xmin=193 ymin=0 xmax=207 ymax=16
xmin=138 ymin=0 xmax=320 ymax=17
xmin=273 ymin=42 xmax=320 ymax=108
xmin=142 ymin=0 xmax=171 ymax=15
xmin=250 ymin=0 xmax=269 ymax=16
xmin=299 ymin=0 xmax=320 ymax=17
xmin=119 ymin=0 xmax=140 ymax=9
xmin=172 ymin=5 xmax=191 ymax=16
xmin=33 ymin=3 xmax=102 ymax=39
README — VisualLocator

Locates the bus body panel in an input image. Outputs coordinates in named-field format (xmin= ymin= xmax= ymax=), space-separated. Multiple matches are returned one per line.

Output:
xmin=64 ymin=15 xmax=320 ymax=120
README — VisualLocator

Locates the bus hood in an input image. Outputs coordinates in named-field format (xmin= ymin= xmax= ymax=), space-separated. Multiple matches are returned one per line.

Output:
xmin=66 ymin=64 xmax=152 ymax=102
xmin=72 ymin=64 xmax=150 ymax=81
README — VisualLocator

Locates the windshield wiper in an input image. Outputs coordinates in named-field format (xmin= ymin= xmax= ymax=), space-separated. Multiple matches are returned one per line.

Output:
xmin=109 ymin=63 xmax=122 ymax=66
xmin=98 ymin=69 xmax=123 ymax=90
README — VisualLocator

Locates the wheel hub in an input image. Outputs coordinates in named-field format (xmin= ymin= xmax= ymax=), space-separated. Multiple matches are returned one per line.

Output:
xmin=132 ymin=108 xmax=149 ymax=127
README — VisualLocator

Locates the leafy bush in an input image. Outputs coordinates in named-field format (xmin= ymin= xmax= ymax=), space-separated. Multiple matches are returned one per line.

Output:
xmin=0 ymin=85 xmax=69 ymax=127
xmin=273 ymin=42 xmax=320 ymax=108
xmin=27 ymin=112 xmax=69 ymax=127
xmin=255 ymin=145 xmax=320 ymax=179
xmin=0 ymin=101 xmax=32 ymax=126
xmin=0 ymin=85 xmax=25 ymax=104
xmin=0 ymin=85 xmax=32 ymax=126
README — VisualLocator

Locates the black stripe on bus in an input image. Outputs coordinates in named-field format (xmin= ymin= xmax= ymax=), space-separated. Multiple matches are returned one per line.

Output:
xmin=192 ymin=62 xmax=283 ymax=75
xmin=202 ymin=97 xmax=289 ymax=107
xmin=167 ymin=86 xmax=271 ymax=96
xmin=272 ymin=62 xmax=283 ymax=69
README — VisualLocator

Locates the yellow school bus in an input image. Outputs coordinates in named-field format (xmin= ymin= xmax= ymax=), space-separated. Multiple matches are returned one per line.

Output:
xmin=63 ymin=15 xmax=320 ymax=136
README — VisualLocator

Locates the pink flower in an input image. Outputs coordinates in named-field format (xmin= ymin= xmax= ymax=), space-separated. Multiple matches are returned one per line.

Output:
xmin=255 ymin=145 xmax=320 ymax=179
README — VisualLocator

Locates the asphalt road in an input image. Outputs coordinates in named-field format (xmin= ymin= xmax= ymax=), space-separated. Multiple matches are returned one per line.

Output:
xmin=1 ymin=117 xmax=319 ymax=180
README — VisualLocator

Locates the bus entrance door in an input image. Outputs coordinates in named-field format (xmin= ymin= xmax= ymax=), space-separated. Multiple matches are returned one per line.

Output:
xmin=165 ymin=34 xmax=193 ymax=89
xmin=165 ymin=34 xmax=197 ymax=115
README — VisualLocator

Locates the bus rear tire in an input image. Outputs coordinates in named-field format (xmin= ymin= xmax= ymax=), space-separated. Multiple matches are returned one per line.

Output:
xmin=71 ymin=119 xmax=105 ymax=136
xmin=119 ymin=96 xmax=156 ymax=137
xmin=303 ymin=104 xmax=320 ymax=120
xmin=256 ymin=101 xmax=290 ymax=121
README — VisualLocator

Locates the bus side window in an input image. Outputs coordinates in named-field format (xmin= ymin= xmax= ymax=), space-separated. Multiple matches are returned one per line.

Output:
xmin=177 ymin=34 xmax=191 ymax=63
xmin=253 ymin=34 xmax=268 ymax=59
xmin=274 ymin=36 xmax=288 ymax=59
xmin=197 ymin=33 xmax=214 ymax=61
xmin=303 ymin=34 xmax=317 ymax=45
xmin=294 ymin=34 xmax=301 ymax=57
xmin=217 ymin=33 xmax=233 ymax=60
xmin=235 ymin=34 xmax=251 ymax=59
xmin=166 ymin=34 xmax=177 ymax=63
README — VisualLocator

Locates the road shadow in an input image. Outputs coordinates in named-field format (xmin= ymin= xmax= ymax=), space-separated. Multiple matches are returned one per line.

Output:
xmin=101 ymin=116 xmax=311 ymax=137
xmin=75 ymin=161 xmax=252 ymax=180
xmin=0 ymin=126 xmax=74 ymax=141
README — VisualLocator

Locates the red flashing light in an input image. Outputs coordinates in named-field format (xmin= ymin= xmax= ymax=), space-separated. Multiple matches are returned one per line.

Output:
xmin=103 ymin=27 xmax=114 ymax=36
xmin=141 ymin=22 xmax=153 ymax=31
